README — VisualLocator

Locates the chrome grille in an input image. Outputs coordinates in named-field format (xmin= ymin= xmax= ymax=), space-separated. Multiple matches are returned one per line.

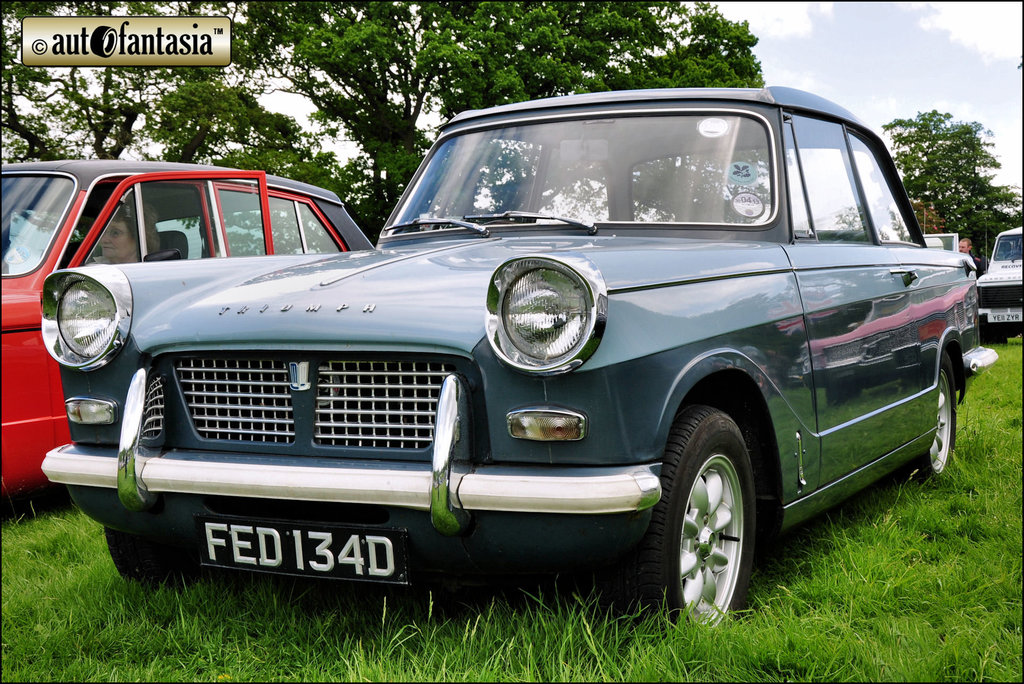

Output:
xmin=141 ymin=375 xmax=165 ymax=439
xmin=176 ymin=358 xmax=294 ymax=443
xmin=315 ymin=360 xmax=454 ymax=448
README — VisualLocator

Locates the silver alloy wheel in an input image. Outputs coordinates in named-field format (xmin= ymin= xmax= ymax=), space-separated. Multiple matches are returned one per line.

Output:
xmin=929 ymin=368 xmax=953 ymax=473
xmin=679 ymin=453 xmax=744 ymax=623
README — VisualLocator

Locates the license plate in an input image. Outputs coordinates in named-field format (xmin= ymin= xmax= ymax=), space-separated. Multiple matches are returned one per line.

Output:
xmin=195 ymin=514 xmax=409 ymax=584
xmin=990 ymin=312 xmax=1022 ymax=323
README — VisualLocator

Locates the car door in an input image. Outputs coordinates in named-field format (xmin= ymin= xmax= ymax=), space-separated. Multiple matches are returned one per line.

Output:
xmin=781 ymin=113 xmax=922 ymax=487
xmin=846 ymin=130 xmax=968 ymax=443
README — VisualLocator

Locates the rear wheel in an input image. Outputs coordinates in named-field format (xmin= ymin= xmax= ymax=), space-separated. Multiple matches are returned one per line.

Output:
xmin=105 ymin=527 xmax=198 ymax=585
xmin=914 ymin=353 xmax=957 ymax=476
xmin=602 ymin=405 xmax=756 ymax=623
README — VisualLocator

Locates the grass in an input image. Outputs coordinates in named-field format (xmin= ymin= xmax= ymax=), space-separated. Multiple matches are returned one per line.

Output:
xmin=3 ymin=342 xmax=1021 ymax=682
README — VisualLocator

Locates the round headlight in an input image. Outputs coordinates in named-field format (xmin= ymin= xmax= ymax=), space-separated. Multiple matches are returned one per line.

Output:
xmin=59 ymin=278 xmax=118 ymax=358
xmin=42 ymin=266 xmax=133 ymax=370
xmin=486 ymin=256 xmax=607 ymax=374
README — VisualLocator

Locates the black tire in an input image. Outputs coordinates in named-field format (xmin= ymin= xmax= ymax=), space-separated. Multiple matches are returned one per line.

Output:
xmin=913 ymin=352 xmax=957 ymax=477
xmin=601 ymin=405 xmax=756 ymax=623
xmin=104 ymin=527 xmax=199 ymax=585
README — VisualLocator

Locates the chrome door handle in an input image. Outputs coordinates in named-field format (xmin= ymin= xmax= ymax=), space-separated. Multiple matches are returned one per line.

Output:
xmin=890 ymin=268 xmax=918 ymax=287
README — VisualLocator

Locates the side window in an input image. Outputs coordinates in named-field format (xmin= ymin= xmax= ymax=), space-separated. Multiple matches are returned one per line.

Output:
xmin=86 ymin=193 xmax=142 ymax=265
xmin=783 ymin=119 xmax=813 ymax=238
xmin=268 ymin=196 xmax=304 ymax=254
xmin=138 ymin=181 xmax=212 ymax=260
xmin=86 ymin=180 xmax=217 ymax=263
xmin=69 ymin=181 xmax=118 ymax=244
xmin=849 ymin=135 xmax=912 ymax=243
xmin=297 ymin=203 xmax=341 ymax=253
xmin=791 ymin=115 xmax=869 ymax=243
xmin=218 ymin=184 xmax=266 ymax=256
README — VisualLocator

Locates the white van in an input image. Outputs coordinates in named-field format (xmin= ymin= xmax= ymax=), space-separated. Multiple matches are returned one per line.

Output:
xmin=977 ymin=226 xmax=1022 ymax=342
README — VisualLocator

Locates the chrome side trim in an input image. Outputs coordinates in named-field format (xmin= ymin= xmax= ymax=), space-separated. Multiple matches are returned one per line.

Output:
xmin=430 ymin=375 xmax=472 ymax=535
xmin=42 ymin=448 xmax=662 ymax=515
xmin=964 ymin=347 xmax=998 ymax=378
xmin=116 ymin=368 xmax=158 ymax=512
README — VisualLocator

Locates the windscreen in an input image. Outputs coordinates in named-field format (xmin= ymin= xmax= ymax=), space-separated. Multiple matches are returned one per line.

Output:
xmin=993 ymin=233 xmax=1022 ymax=262
xmin=2 ymin=174 xmax=75 ymax=276
xmin=392 ymin=113 xmax=774 ymax=228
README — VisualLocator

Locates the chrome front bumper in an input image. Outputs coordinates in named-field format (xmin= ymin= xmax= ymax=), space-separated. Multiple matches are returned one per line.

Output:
xmin=42 ymin=371 xmax=661 ymax=537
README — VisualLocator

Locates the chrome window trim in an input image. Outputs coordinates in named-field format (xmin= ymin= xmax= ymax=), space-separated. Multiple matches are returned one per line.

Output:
xmin=206 ymin=179 xmax=228 ymax=257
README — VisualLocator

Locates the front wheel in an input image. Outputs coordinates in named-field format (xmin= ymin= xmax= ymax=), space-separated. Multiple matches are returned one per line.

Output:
xmin=602 ymin=405 xmax=756 ymax=623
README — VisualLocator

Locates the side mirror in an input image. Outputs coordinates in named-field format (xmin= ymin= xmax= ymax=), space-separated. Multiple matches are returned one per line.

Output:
xmin=143 ymin=248 xmax=182 ymax=262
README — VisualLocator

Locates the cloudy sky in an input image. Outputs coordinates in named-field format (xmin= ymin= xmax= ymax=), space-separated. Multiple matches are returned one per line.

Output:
xmin=715 ymin=1 xmax=1023 ymax=190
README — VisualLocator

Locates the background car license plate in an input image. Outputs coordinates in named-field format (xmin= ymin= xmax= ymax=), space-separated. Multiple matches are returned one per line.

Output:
xmin=990 ymin=312 xmax=1022 ymax=323
xmin=195 ymin=514 xmax=409 ymax=584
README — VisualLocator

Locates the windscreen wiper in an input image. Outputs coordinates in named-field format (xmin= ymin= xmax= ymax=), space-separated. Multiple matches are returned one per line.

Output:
xmin=382 ymin=216 xmax=489 ymax=238
xmin=462 ymin=211 xmax=598 ymax=235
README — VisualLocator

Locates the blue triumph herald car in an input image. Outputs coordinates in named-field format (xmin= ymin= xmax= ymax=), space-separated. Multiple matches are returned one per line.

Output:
xmin=41 ymin=87 xmax=997 ymax=622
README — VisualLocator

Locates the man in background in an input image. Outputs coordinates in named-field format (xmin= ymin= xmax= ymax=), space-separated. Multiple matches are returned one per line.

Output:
xmin=959 ymin=237 xmax=988 ymax=277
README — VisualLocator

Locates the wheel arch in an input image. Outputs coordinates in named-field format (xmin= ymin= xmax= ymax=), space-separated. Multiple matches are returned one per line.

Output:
xmin=937 ymin=329 xmax=966 ymax=403
xmin=662 ymin=356 xmax=786 ymax=546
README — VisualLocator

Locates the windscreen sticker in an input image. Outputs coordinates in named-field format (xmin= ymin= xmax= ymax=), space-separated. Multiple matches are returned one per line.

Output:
xmin=732 ymin=193 xmax=764 ymax=218
xmin=728 ymin=162 xmax=757 ymax=185
xmin=698 ymin=117 xmax=729 ymax=138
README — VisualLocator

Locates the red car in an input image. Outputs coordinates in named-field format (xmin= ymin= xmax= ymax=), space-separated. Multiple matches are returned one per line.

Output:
xmin=2 ymin=160 xmax=372 ymax=497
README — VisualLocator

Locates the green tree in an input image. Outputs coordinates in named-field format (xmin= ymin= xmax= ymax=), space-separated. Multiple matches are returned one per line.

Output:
xmin=1 ymin=1 xmax=329 ymax=186
xmin=3 ymin=1 xmax=167 ymax=159
xmin=883 ymin=110 xmax=1022 ymax=249
xmin=246 ymin=1 xmax=764 ymax=237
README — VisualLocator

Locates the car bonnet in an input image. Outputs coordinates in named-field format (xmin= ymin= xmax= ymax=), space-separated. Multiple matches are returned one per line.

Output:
xmin=118 ymin=235 xmax=791 ymax=357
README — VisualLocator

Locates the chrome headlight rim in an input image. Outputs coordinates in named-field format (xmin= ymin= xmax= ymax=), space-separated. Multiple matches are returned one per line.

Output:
xmin=42 ymin=266 xmax=133 ymax=371
xmin=486 ymin=254 xmax=607 ymax=375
